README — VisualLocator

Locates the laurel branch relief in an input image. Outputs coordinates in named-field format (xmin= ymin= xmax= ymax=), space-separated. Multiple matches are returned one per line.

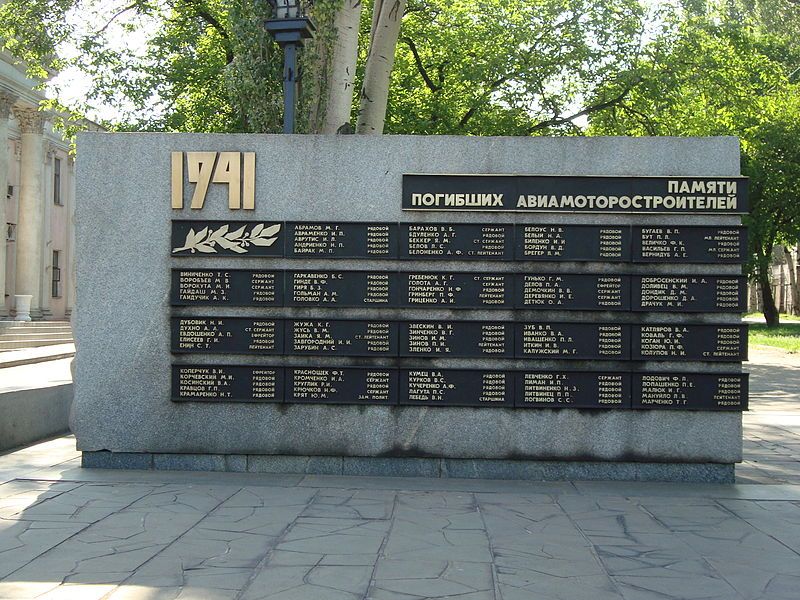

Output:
xmin=172 ymin=223 xmax=281 ymax=254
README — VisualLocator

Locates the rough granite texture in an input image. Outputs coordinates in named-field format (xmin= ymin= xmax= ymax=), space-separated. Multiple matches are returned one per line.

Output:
xmin=73 ymin=134 xmax=744 ymax=474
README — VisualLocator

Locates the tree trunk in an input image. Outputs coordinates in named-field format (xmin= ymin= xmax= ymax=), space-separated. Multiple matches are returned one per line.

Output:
xmin=758 ymin=264 xmax=780 ymax=327
xmin=787 ymin=246 xmax=800 ymax=316
xmin=355 ymin=0 xmax=406 ymax=134
xmin=321 ymin=0 xmax=362 ymax=133
xmin=306 ymin=37 xmax=329 ymax=134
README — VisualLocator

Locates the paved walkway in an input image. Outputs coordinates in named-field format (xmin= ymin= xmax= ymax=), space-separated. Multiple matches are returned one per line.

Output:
xmin=739 ymin=345 xmax=800 ymax=484
xmin=0 ymin=346 xmax=798 ymax=599
xmin=0 ymin=344 xmax=75 ymax=369
xmin=0 ymin=358 xmax=72 ymax=395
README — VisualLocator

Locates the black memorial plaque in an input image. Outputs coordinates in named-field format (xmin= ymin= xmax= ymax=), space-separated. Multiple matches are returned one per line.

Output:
xmin=515 ymin=371 xmax=631 ymax=408
xmin=287 ymin=367 xmax=398 ymax=405
xmin=633 ymin=276 xmax=746 ymax=312
xmin=286 ymin=222 xmax=398 ymax=258
xmin=400 ymin=223 xmax=513 ymax=260
xmin=400 ymin=272 xmax=513 ymax=308
xmin=515 ymin=323 xmax=630 ymax=360
xmin=514 ymin=225 xmax=631 ymax=262
xmin=633 ymin=373 xmax=748 ymax=410
xmin=171 ymin=269 xmax=283 ymax=306
xmin=516 ymin=274 xmax=631 ymax=311
xmin=400 ymin=369 xmax=513 ymax=407
xmin=400 ymin=321 xmax=513 ymax=358
xmin=403 ymin=174 xmax=749 ymax=214
xmin=633 ymin=324 xmax=748 ymax=362
xmin=633 ymin=226 xmax=746 ymax=263
xmin=171 ymin=317 xmax=283 ymax=354
xmin=172 ymin=365 xmax=284 ymax=402
xmin=172 ymin=221 xmax=284 ymax=257
xmin=287 ymin=270 xmax=398 ymax=307
xmin=287 ymin=319 xmax=398 ymax=356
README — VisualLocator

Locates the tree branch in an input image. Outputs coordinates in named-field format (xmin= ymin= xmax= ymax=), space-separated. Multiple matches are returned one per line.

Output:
xmin=181 ymin=0 xmax=234 ymax=63
xmin=455 ymin=43 xmax=545 ymax=129
xmin=457 ymin=73 xmax=514 ymax=127
xmin=402 ymin=37 xmax=439 ymax=92
xmin=528 ymin=83 xmax=639 ymax=133
xmin=95 ymin=2 xmax=142 ymax=36
xmin=618 ymin=102 xmax=658 ymax=135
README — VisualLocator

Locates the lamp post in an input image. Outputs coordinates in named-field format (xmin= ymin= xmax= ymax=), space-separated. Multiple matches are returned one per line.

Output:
xmin=266 ymin=0 xmax=316 ymax=134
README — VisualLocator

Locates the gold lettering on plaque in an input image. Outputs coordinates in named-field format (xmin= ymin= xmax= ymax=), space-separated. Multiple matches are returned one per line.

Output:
xmin=243 ymin=152 xmax=256 ymax=209
xmin=171 ymin=152 xmax=183 ymax=208
xmin=171 ymin=151 xmax=256 ymax=210
xmin=187 ymin=151 xmax=217 ymax=209
xmin=212 ymin=152 xmax=241 ymax=209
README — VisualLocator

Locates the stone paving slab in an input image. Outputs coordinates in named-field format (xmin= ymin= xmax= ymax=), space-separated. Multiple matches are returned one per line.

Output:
xmin=1 ymin=345 xmax=800 ymax=598
xmin=0 ymin=478 xmax=799 ymax=598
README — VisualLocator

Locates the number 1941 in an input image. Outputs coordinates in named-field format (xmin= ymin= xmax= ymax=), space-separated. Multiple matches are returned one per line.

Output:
xmin=171 ymin=151 xmax=256 ymax=210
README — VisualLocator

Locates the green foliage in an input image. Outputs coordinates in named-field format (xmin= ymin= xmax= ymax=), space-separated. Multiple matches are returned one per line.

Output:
xmin=0 ymin=0 xmax=74 ymax=78
xmin=1 ymin=0 xmax=648 ymax=135
xmin=383 ymin=0 xmax=646 ymax=135
xmin=742 ymin=87 xmax=800 ymax=272
xmin=85 ymin=0 xmax=284 ymax=132
xmin=588 ymin=16 xmax=797 ymax=136
xmin=0 ymin=0 xmax=342 ymax=133
xmin=736 ymin=0 xmax=800 ymax=46
xmin=301 ymin=0 xmax=341 ymax=132
xmin=588 ymin=2 xmax=800 ymax=324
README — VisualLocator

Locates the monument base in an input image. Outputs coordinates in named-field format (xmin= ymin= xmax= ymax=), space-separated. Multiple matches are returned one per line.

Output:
xmin=81 ymin=451 xmax=735 ymax=483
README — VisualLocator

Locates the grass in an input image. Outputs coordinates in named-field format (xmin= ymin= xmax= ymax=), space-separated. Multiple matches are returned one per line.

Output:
xmin=748 ymin=322 xmax=800 ymax=353
xmin=744 ymin=312 xmax=800 ymax=322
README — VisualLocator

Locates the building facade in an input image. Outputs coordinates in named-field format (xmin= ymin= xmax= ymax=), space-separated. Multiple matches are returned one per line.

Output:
xmin=1 ymin=50 xmax=76 ymax=320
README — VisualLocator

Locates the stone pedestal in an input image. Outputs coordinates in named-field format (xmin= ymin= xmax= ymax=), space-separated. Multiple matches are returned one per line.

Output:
xmin=14 ymin=294 xmax=32 ymax=321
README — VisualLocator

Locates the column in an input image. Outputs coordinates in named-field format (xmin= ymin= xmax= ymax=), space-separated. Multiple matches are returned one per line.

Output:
xmin=13 ymin=107 xmax=46 ymax=319
xmin=0 ymin=92 xmax=16 ymax=317
xmin=39 ymin=142 xmax=55 ymax=318
xmin=65 ymin=156 xmax=75 ymax=318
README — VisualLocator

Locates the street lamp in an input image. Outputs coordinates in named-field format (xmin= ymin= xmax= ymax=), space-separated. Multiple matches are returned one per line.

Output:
xmin=265 ymin=0 xmax=316 ymax=134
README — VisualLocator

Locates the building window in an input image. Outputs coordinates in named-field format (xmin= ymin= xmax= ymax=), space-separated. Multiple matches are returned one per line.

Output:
xmin=6 ymin=223 xmax=14 ymax=242
xmin=53 ymin=157 xmax=62 ymax=205
xmin=52 ymin=250 xmax=61 ymax=297
xmin=6 ymin=185 xmax=12 ymax=200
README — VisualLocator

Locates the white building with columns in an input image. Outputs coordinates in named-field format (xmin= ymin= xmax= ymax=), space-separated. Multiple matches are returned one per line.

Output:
xmin=1 ymin=50 xmax=77 ymax=320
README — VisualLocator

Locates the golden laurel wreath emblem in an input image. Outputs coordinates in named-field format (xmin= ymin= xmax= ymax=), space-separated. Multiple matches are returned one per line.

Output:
xmin=172 ymin=223 xmax=281 ymax=254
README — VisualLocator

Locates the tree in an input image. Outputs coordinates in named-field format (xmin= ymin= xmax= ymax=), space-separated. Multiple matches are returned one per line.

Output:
xmin=589 ymin=10 xmax=800 ymax=326
xmin=737 ymin=0 xmax=800 ymax=44
xmin=0 ymin=0 xmax=330 ymax=132
xmin=308 ymin=0 xmax=362 ymax=133
xmin=0 ymin=0 xmax=648 ymax=137
xmin=382 ymin=0 xmax=645 ymax=135
xmin=356 ymin=0 xmax=407 ymax=133
xmin=742 ymin=90 xmax=800 ymax=324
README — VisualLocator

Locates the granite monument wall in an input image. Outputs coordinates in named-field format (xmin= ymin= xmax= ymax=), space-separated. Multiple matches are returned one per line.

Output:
xmin=73 ymin=134 xmax=746 ymax=482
